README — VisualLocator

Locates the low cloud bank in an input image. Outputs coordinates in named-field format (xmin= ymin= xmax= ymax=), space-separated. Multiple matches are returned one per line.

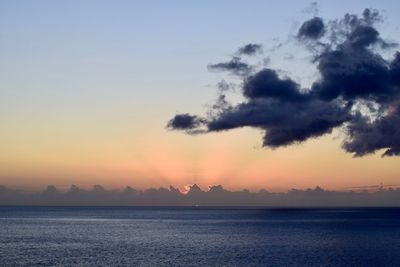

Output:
xmin=1 ymin=184 xmax=400 ymax=206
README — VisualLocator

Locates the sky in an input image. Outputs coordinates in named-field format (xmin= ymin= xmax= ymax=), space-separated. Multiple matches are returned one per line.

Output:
xmin=1 ymin=0 xmax=400 ymax=192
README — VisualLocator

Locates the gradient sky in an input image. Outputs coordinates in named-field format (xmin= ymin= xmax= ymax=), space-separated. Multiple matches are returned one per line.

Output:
xmin=1 ymin=0 xmax=400 ymax=191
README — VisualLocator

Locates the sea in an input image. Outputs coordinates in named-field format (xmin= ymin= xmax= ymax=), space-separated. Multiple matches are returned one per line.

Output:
xmin=0 ymin=207 xmax=400 ymax=266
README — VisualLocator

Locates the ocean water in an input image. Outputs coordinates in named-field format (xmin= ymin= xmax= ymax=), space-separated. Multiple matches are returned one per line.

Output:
xmin=0 ymin=207 xmax=400 ymax=266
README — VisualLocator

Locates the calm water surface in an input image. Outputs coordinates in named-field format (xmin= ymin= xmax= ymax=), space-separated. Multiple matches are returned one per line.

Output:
xmin=0 ymin=207 xmax=400 ymax=266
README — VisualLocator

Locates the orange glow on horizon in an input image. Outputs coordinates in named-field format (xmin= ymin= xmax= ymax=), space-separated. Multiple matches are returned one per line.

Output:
xmin=1 ymin=126 xmax=400 ymax=192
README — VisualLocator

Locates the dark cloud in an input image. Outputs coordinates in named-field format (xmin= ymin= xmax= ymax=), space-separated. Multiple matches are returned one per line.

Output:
xmin=208 ymin=56 xmax=252 ymax=76
xmin=312 ymin=48 xmax=395 ymax=102
xmin=361 ymin=8 xmax=383 ymax=25
xmin=327 ymin=8 xmax=386 ymax=47
xmin=237 ymin=43 xmax=263 ymax=56
xmin=167 ymin=113 xmax=204 ymax=131
xmin=243 ymin=69 xmax=310 ymax=102
xmin=348 ymin=25 xmax=379 ymax=48
xmin=168 ymin=8 xmax=400 ymax=157
xmin=298 ymin=17 xmax=325 ymax=39
xmin=207 ymin=98 xmax=350 ymax=147
xmin=391 ymin=52 xmax=400 ymax=83
xmin=343 ymin=107 xmax=400 ymax=157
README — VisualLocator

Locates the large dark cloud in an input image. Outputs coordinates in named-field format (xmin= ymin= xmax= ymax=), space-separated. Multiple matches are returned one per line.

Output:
xmin=168 ymin=8 xmax=400 ymax=157
xmin=310 ymin=10 xmax=399 ymax=103
xmin=207 ymin=98 xmax=350 ymax=147
xmin=312 ymin=48 xmax=395 ymax=102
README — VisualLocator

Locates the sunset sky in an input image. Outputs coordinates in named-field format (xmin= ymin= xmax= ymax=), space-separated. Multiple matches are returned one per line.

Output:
xmin=1 ymin=0 xmax=400 ymax=191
